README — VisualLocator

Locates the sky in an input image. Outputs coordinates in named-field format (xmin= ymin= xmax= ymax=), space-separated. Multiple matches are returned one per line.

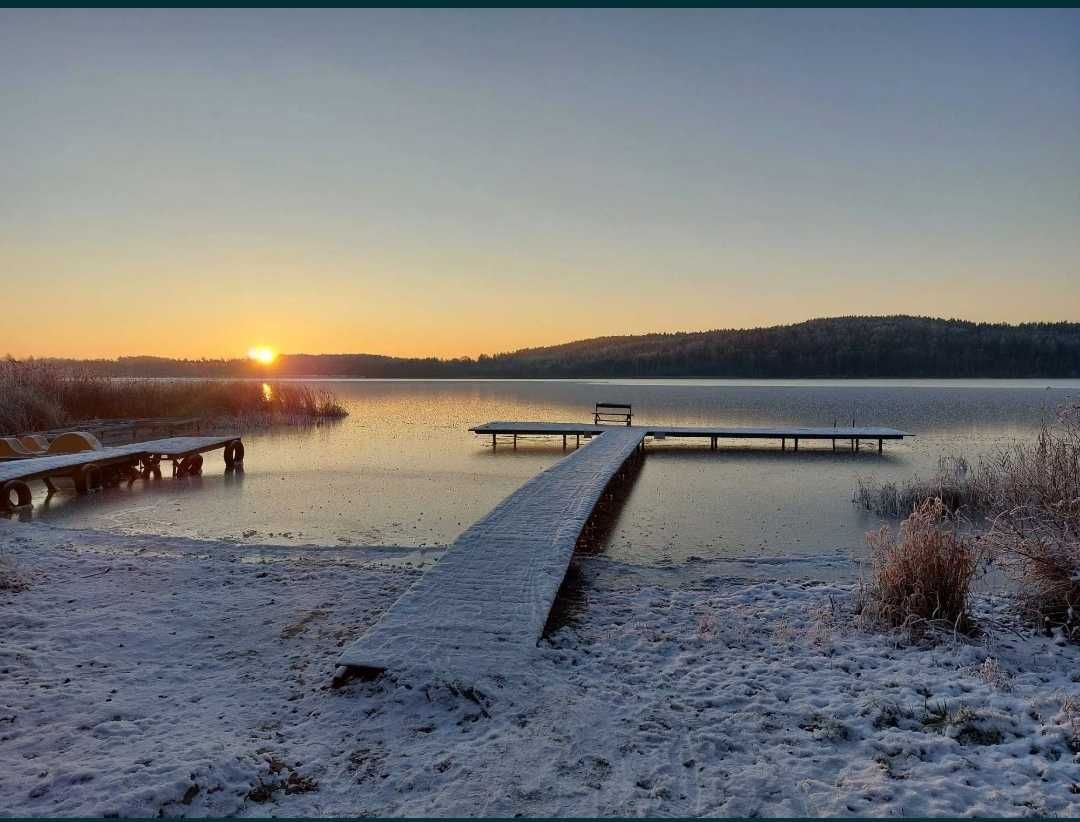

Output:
xmin=2 ymin=9 xmax=1078 ymax=360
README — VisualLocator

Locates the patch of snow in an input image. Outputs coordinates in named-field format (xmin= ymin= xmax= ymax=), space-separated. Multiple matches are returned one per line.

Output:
xmin=1 ymin=521 xmax=1078 ymax=816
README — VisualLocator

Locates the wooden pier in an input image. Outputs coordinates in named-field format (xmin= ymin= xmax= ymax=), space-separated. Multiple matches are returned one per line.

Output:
xmin=339 ymin=415 xmax=910 ymax=679
xmin=471 ymin=421 xmax=910 ymax=454
xmin=338 ymin=426 xmax=645 ymax=677
xmin=0 ymin=435 xmax=244 ymax=512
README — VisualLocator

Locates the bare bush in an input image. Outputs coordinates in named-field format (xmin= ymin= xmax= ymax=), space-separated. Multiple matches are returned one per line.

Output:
xmin=985 ymin=507 xmax=1079 ymax=641
xmin=859 ymin=498 xmax=979 ymax=638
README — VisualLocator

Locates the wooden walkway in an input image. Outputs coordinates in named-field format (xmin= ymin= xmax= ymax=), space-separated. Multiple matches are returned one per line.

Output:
xmin=338 ymin=426 xmax=645 ymax=677
xmin=339 ymin=416 xmax=911 ymax=678
xmin=0 ymin=436 xmax=244 ymax=511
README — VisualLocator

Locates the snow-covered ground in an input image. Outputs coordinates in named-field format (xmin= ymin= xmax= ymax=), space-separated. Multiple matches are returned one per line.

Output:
xmin=1 ymin=519 xmax=1078 ymax=817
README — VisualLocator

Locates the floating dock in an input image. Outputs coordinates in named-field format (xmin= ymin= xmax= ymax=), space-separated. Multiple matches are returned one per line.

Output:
xmin=0 ymin=435 xmax=244 ymax=512
xmin=338 ymin=416 xmax=910 ymax=679
xmin=471 ymin=421 xmax=910 ymax=453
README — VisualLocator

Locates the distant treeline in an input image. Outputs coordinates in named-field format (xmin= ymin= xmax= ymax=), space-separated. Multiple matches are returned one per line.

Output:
xmin=29 ymin=316 xmax=1080 ymax=379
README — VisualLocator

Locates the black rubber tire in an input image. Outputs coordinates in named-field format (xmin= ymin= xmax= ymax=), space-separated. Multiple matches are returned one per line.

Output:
xmin=223 ymin=440 xmax=245 ymax=467
xmin=179 ymin=454 xmax=204 ymax=476
xmin=1 ymin=480 xmax=32 ymax=511
xmin=75 ymin=464 xmax=102 ymax=495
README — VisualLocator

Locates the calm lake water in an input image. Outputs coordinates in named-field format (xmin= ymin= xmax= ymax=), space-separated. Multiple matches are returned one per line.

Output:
xmin=26 ymin=379 xmax=1080 ymax=579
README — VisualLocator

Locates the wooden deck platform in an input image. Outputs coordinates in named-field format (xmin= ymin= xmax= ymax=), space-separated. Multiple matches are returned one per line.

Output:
xmin=471 ymin=421 xmax=910 ymax=453
xmin=0 ymin=436 xmax=244 ymax=512
xmin=339 ymin=416 xmax=911 ymax=679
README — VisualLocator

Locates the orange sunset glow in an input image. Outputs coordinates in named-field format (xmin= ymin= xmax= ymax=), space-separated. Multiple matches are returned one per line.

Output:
xmin=2 ymin=9 xmax=1078 ymax=362
xmin=247 ymin=346 xmax=277 ymax=365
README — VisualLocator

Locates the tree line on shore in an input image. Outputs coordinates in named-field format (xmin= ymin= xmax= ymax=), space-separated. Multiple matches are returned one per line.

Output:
xmin=25 ymin=316 xmax=1080 ymax=379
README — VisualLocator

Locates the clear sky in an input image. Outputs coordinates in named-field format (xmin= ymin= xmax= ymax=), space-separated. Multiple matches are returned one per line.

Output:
xmin=2 ymin=9 xmax=1078 ymax=360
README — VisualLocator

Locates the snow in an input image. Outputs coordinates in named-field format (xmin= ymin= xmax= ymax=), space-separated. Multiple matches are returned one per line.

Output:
xmin=2 ymin=518 xmax=1078 ymax=817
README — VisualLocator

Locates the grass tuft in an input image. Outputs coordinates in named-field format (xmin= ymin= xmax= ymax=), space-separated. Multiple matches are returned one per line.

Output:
xmin=858 ymin=498 xmax=979 ymax=638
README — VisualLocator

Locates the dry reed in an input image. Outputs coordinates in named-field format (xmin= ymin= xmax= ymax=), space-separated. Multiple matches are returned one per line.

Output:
xmin=0 ymin=358 xmax=347 ymax=435
xmin=859 ymin=498 xmax=979 ymax=638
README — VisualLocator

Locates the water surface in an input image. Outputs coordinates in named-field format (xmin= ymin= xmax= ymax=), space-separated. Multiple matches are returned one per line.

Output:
xmin=25 ymin=379 xmax=1079 ymax=578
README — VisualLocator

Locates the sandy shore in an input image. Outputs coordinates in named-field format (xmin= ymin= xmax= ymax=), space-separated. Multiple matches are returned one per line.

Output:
xmin=1 ymin=518 xmax=1078 ymax=817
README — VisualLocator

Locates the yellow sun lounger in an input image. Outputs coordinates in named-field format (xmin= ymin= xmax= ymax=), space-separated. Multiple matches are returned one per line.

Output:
xmin=0 ymin=437 xmax=39 ymax=460
xmin=19 ymin=435 xmax=49 ymax=453
xmin=46 ymin=432 xmax=104 ymax=454
xmin=1 ymin=432 xmax=103 ymax=460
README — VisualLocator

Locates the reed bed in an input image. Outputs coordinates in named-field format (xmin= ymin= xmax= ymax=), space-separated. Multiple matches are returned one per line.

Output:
xmin=0 ymin=358 xmax=347 ymax=435
xmin=857 ymin=405 xmax=1080 ymax=642
xmin=856 ymin=408 xmax=1080 ymax=519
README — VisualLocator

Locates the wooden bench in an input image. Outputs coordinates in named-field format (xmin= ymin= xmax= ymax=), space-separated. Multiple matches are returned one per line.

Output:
xmin=594 ymin=402 xmax=632 ymax=426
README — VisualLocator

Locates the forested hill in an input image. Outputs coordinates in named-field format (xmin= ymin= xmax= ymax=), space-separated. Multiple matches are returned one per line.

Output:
xmin=479 ymin=317 xmax=1080 ymax=378
xmin=42 ymin=317 xmax=1080 ymax=378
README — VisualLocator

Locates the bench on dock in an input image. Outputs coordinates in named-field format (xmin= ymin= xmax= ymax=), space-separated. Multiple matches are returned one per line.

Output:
xmin=594 ymin=402 xmax=632 ymax=426
xmin=0 ymin=435 xmax=244 ymax=513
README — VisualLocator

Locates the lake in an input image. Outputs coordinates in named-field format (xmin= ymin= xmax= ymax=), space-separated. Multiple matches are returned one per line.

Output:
xmin=26 ymin=379 xmax=1080 ymax=580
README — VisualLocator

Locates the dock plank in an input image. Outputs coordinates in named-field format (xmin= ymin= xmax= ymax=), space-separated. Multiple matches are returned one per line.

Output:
xmin=337 ymin=426 xmax=645 ymax=677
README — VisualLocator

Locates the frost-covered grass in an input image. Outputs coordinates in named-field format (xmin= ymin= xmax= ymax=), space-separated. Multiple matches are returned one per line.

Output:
xmin=854 ymin=455 xmax=987 ymax=518
xmin=1 ymin=521 xmax=1078 ymax=817
xmin=855 ymin=408 xmax=1080 ymax=519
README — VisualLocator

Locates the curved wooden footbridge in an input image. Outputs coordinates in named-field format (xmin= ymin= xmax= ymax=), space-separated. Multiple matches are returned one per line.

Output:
xmin=0 ymin=436 xmax=244 ymax=512
xmin=339 ymin=408 xmax=909 ymax=679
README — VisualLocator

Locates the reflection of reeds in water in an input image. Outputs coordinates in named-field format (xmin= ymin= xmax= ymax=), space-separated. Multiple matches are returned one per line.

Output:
xmin=0 ymin=358 xmax=347 ymax=435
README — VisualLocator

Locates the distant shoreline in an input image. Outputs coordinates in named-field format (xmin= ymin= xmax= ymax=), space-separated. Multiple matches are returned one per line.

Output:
xmin=14 ymin=316 xmax=1080 ymax=380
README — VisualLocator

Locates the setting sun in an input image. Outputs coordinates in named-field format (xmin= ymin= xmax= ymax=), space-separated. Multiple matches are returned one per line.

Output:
xmin=247 ymin=346 xmax=276 ymax=364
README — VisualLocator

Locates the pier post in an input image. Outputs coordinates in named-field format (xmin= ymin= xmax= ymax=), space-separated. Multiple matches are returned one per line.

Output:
xmin=576 ymin=435 xmax=580 ymax=448
xmin=878 ymin=438 xmax=883 ymax=454
xmin=513 ymin=434 xmax=517 ymax=450
xmin=710 ymin=436 xmax=716 ymax=451
xmin=794 ymin=438 xmax=799 ymax=452
xmin=832 ymin=438 xmax=836 ymax=453
xmin=562 ymin=434 xmax=567 ymax=450
xmin=781 ymin=438 xmax=786 ymax=452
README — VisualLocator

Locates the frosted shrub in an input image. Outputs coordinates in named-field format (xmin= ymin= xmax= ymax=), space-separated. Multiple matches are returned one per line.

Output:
xmin=859 ymin=498 xmax=978 ymax=638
